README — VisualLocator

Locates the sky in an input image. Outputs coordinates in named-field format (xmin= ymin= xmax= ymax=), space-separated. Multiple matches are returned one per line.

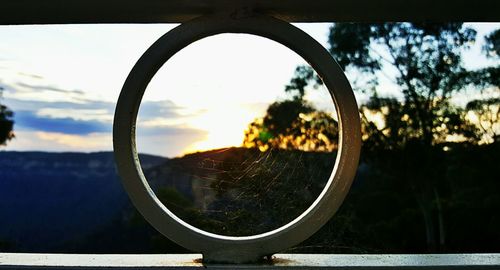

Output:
xmin=0 ymin=23 xmax=498 ymax=157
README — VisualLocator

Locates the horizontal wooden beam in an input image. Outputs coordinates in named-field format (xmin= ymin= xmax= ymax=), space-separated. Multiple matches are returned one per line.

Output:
xmin=2 ymin=0 xmax=499 ymax=25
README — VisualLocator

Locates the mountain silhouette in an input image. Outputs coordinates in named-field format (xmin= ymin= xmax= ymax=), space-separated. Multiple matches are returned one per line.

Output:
xmin=0 ymin=151 xmax=165 ymax=251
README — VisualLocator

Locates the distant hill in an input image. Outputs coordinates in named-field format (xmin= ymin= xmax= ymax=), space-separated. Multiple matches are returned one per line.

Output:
xmin=0 ymin=147 xmax=337 ymax=251
xmin=2 ymin=143 xmax=498 ymax=254
xmin=0 ymin=151 xmax=166 ymax=252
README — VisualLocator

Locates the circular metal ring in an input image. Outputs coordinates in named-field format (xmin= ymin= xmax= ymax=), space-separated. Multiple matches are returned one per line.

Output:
xmin=113 ymin=13 xmax=361 ymax=263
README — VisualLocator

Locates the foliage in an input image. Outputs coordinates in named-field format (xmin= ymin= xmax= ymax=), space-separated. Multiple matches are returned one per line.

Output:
xmin=465 ymin=97 xmax=500 ymax=143
xmin=140 ymin=144 xmax=500 ymax=253
xmin=243 ymin=99 xmax=338 ymax=152
xmin=0 ymin=87 xmax=15 ymax=145
xmin=0 ymin=239 xmax=14 ymax=252
xmin=321 ymin=22 xmax=500 ymax=251
xmin=296 ymin=142 xmax=500 ymax=253
xmin=327 ymin=23 xmax=500 ymax=148
xmin=483 ymin=29 xmax=500 ymax=58
xmin=284 ymin=65 xmax=320 ymax=99
xmin=360 ymin=95 xmax=479 ymax=150
xmin=255 ymin=23 xmax=500 ymax=252
xmin=247 ymin=24 xmax=499 ymax=154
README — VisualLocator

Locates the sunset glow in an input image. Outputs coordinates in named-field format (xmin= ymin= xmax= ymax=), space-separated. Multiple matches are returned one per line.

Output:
xmin=182 ymin=105 xmax=263 ymax=154
xmin=0 ymin=23 xmax=498 ymax=157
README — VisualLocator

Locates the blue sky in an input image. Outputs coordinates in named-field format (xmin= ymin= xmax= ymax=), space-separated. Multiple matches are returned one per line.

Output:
xmin=0 ymin=23 xmax=498 ymax=157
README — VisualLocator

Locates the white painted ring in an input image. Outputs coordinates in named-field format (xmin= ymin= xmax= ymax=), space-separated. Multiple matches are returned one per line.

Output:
xmin=113 ymin=13 xmax=361 ymax=263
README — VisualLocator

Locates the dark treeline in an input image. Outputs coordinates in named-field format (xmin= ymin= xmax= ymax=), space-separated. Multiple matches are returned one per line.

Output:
xmin=237 ymin=22 xmax=499 ymax=252
xmin=0 ymin=86 xmax=15 ymax=146
xmin=298 ymin=141 xmax=500 ymax=253
xmin=61 ymin=141 xmax=498 ymax=254
xmin=238 ymin=23 xmax=500 ymax=253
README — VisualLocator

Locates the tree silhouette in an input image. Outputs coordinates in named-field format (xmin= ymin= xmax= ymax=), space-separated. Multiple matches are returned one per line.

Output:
xmin=484 ymin=29 xmax=499 ymax=58
xmin=465 ymin=98 xmax=500 ymax=143
xmin=243 ymin=60 xmax=339 ymax=152
xmin=329 ymin=23 xmax=500 ymax=147
xmin=285 ymin=24 xmax=499 ymax=149
xmin=460 ymin=28 xmax=500 ymax=145
xmin=328 ymin=23 xmax=500 ymax=251
xmin=243 ymin=97 xmax=338 ymax=152
xmin=245 ymin=23 xmax=499 ymax=252
xmin=0 ymin=87 xmax=14 ymax=145
xmin=359 ymin=94 xmax=478 ymax=150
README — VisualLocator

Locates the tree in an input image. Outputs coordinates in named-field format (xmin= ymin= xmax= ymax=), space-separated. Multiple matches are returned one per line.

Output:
xmin=483 ymin=28 xmax=500 ymax=58
xmin=331 ymin=23 xmax=499 ymax=147
xmin=242 ymin=23 xmax=499 ymax=251
xmin=329 ymin=23 xmax=500 ymax=252
xmin=465 ymin=98 xmax=500 ymax=143
xmin=0 ymin=87 xmax=14 ymax=145
xmin=243 ymin=98 xmax=339 ymax=152
xmin=359 ymin=94 xmax=479 ymax=150
xmin=243 ymin=64 xmax=339 ymax=152
xmin=463 ymin=31 xmax=500 ymax=144
xmin=270 ymin=25 xmax=499 ymax=150
xmin=280 ymin=23 xmax=499 ymax=251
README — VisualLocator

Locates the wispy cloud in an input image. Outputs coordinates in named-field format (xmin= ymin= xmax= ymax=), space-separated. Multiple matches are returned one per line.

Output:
xmin=138 ymin=100 xmax=187 ymax=119
xmin=1 ymin=82 xmax=209 ymax=156
xmin=2 ymin=81 xmax=87 ymax=103
xmin=15 ymin=110 xmax=110 ymax=135
xmin=5 ymin=130 xmax=112 ymax=152
xmin=17 ymin=72 xmax=44 ymax=80
xmin=16 ymin=82 xmax=84 ymax=95
xmin=37 ymin=108 xmax=113 ymax=122
xmin=36 ymin=131 xmax=111 ymax=150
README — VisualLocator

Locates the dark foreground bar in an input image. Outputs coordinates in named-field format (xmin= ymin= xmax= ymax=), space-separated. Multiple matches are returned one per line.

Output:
xmin=1 ymin=253 xmax=500 ymax=269
xmin=2 ymin=0 xmax=499 ymax=25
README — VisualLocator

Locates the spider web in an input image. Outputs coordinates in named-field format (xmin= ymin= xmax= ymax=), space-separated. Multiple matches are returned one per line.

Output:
xmin=146 ymin=147 xmax=336 ymax=236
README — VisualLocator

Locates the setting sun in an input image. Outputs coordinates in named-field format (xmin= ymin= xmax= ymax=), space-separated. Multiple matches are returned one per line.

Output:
xmin=183 ymin=104 xmax=264 ymax=154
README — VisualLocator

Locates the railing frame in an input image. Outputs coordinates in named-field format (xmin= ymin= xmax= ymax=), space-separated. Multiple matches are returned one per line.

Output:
xmin=1 ymin=0 xmax=499 ymax=268
xmin=1 ymin=0 xmax=499 ymax=24
xmin=2 ymin=253 xmax=500 ymax=269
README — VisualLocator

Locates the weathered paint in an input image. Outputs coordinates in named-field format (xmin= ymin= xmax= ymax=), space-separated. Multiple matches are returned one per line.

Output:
xmin=1 ymin=253 xmax=500 ymax=269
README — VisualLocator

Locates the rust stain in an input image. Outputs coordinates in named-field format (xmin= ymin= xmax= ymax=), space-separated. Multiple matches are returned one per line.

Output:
xmin=192 ymin=258 xmax=204 ymax=264
xmin=171 ymin=258 xmax=204 ymax=266
xmin=263 ymin=256 xmax=295 ymax=265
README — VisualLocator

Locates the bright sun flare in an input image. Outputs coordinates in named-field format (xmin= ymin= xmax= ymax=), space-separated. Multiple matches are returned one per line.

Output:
xmin=183 ymin=105 xmax=261 ymax=154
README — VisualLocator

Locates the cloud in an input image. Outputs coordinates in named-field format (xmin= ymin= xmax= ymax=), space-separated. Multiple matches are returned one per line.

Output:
xmin=17 ymin=72 xmax=44 ymax=80
xmin=36 ymin=108 xmax=113 ymax=122
xmin=138 ymin=100 xmax=186 ymax=119
xmin=15 ymin=110 xmax=110 ymax=135
xmin=2 ymin=130 xmax=112 ymax=153
xmin=1 ymin=81 xmax=88 ymax=103
xmin=7 ymin=93 xmax=207 ymax=134
xmin=4 ymin=97 xmax=115 ymax=112
xmin=4 ymin=89 xmax=193 ymax=120
xmin=3 ymin=129 xmax=207 ymax=158
xmin=13 ymin=109 xmax=205 ymax=138
xmin=16 ymin=82 xmax=85 ymax=95
xmin=35 ymin=131 xmax=112 ymax=150
xmin=2 ymin=81 xmax=211 ymax=156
